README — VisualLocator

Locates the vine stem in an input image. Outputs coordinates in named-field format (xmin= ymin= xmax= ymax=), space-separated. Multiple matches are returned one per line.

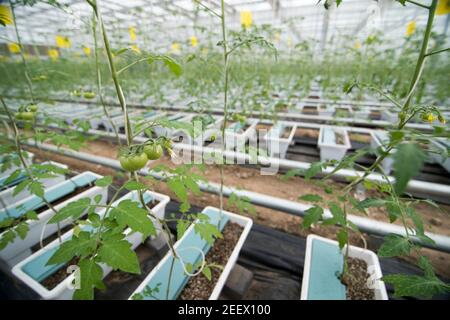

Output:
xmin=88 ymin=0 xmax=132 ymax=146
xmin=9 ymin=0 xmax=34 ymax=103
xmin=91 ymin=11 xmax=121 ymax=147
xmin=219 ymin=0 xmax=228 ymax=223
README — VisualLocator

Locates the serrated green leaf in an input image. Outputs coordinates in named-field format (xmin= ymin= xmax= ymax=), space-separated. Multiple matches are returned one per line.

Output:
xmin=95 ymin=176 xmax=112 ymax=187
xmin=29 ymin=181 xmax=44 ymax=198
xmin=176 ymin=220 xmax=189 ymax=240
xmin=98 ymin=239 xmax=140 ymax=274
xmin=393 ymin=143 xmax=426 ymax=194
xmin=15 ymin=222 xmax=29 ymax=240
xmin=302 ymin=206 xmax=323 ymax=228
xmin=73 ymin=259 xmax=105 ymax=300
xmin=299 ymin=194 xmax=323 ymax=202
xmin=202 ymin=266 xmax=212 ymax=281
xmin=123 ymin=181 xmax=147 ymax=191
xmin=382 ymin=273 xmax=448 ymax=299
xmin=111 ymin=199 xmax=156 ymax=238
xmin=48 ymin=198 xmax=91 ymax=224
xmin=47 ymin=231 xmax=96 ymax=265
xmin=194 ymin=222 xmax=222 ymax=245
xmin=378 ymin=234 xmax=413 ymax=258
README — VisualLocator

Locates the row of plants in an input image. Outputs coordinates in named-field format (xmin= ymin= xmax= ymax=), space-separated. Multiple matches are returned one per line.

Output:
xmin=0 ymin=0 xmax=448 ymax=300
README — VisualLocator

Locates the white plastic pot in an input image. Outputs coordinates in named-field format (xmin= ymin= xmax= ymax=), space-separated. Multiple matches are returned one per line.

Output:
xmin=301 ymin=235 xmax=388 ymax=300
xmin=11 ymin=190 xmax=169 ymax=300
xmin=318 ymin=126 xmax=351 ymax=161
xmin=317 ymin=104 xmax=335 ymax=117
xmin=264 ymin=122 xmax=297 ymax=158
xmin=129 ymin=206 xmax=253 ymax=300
xmin=0 ymin=171 xmax=107 ymax=270
xmin=381 ymin=110 xmax=398 ymax=123
xmin=225 ymin=119 xmax=258 ymax=151
xmin=0 ymin=161 xmax=68 ymax=207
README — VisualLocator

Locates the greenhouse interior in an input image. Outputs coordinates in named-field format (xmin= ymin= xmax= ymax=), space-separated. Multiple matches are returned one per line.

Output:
xmin=0 ymin=0 xmax=449 ymax=302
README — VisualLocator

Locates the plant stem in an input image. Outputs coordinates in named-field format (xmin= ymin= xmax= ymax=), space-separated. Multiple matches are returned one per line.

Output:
xmin=9 ymin=0 xmax=34 ymax=103
xmin=403 ymin=0 xmax=437 ymax=111
xmin=219 ymin=0 xmax=229 ymax=220
xmin=91 ymin=12 xmax=121 ymax=147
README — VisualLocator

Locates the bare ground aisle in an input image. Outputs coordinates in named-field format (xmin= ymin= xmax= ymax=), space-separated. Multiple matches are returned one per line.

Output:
xmin=27 ymin=137 xmax=450 ymax=278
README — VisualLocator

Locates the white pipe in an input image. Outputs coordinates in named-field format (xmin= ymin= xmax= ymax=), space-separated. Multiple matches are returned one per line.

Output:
xmin=23 ymin=141 xmax=450 ymax=253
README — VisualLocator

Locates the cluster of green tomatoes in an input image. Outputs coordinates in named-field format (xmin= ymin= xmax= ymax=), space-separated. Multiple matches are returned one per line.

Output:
xmin=70 ymin=89 xmax=96 ymax=100
xmin=118 ymin=139 xmax=169 ymax=172
xmin=15 ymin=104 xmax=38 ymax=121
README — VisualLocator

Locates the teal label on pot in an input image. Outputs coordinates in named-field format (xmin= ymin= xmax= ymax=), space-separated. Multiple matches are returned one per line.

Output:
xmin=307 ymin=238 xmax=346 ymax=300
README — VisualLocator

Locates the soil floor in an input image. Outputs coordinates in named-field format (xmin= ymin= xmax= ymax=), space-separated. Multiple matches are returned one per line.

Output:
xmin=28 ymin=137 xmax=450 ymax=278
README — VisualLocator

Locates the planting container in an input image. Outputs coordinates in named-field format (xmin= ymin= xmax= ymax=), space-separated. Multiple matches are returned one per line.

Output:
xmin=301 ymin=235 xmax=388 ymax=300
xmin=154 ymin=113 xmax=187 ymax=137
xmin=317 ymin=104 xmax=335 ymax=117
xmin=264 ymin=122 xmax=297 ymax=158
xmin=225 ymin=119 xmax=258 ymax=151
xmin=129 ymin=206 xmax=253 ymax=300
xmin=11 ymin=190 xmax=169 ymax=300
xmin=381 ymin=110 xmax=398 ymax=123
xmin=192 ymin=116 xmax=223 ymax=146
xmin=0 ymin=161 xmax=68 ymax=207
xmin=318 ymin=126 xmax=351 ymax=161
xmin=430 ymin=139 xmax=450 ymax=173
xmin=0 ymin=172 xmax=106 ymax=269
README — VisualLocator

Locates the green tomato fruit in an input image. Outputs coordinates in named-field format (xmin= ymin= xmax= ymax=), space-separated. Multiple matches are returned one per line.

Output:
xmin=21 ymin=112 xmax=35 ymax=121
xmin=210 ymin=134 xmax=216 ymax=142
xmin=83 ymin=92 xmax=96 ymax=99
xmin=14 ymin=112 xmax=22 ymax=120
xmin=143 ymin=144 xmax=163 ymax=160
xmin=29 ymin=104 xmax=38 ymax=112
xmin=127 ymin=153 xmax=148 ymax=171
xmin=119 ymin=156 xmax=133 ymax=172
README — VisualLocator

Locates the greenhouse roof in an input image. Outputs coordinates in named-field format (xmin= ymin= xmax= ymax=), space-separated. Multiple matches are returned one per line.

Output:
xmin=1 ymin=0 xmax=448 ymax=52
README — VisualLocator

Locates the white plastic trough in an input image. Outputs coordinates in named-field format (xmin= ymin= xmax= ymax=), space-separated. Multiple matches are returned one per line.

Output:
xmin=11 ymin=190 xmax=169 ymax=300
xmin=0 ymin=171 xmax=107 ymax=270
xmin=430 ymin=139 xmax=450 ymax=173
xmin=225 ymin=119 xmax=258 ymax=151
xmin=0 ymin=161 xmax=68 ymax=207
xmin=129 ymin=206 xmax=252 ymax=300
xmin=318 ymin=126 xmax=351 ymax=161
xmin=301 ymin=235 xmax=388 ymax=300
xmin=264 ymin=122 xmax=297 ymax=159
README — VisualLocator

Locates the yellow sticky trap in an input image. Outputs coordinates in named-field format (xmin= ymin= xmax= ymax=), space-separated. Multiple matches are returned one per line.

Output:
xmin=129 ymin=26 xmax=136 ymax=42
xmin=190 ymin=36 xmax=198 ymax=48
xmin=171 ymin=42 xmax=181 ymax=54
xmin=0 ymin=5 xmax=13 ymax=25
xmin=274 ymin=32 xmax=280 ymax=43
xmin=406 ymin=21 xmax=416 ymax=37
xmin=354 ymin=41 xmax=361 ymax=49
xmin=8 ymin=42 xmax=20 ymax=54
xmin=48 ymin=49 xmax=59 ymax=60
xmin=436 ymin=0 xmax=450 ymax=15
xmin=240 ymin=11 xmax=252 ymax=29
xmin=56 ymin=35 xmax=71 ymax=48
xmin=83 ymin=46 xmax=91 ymax=56
xmin=130 ymin=44 xmax=141 ymax=54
